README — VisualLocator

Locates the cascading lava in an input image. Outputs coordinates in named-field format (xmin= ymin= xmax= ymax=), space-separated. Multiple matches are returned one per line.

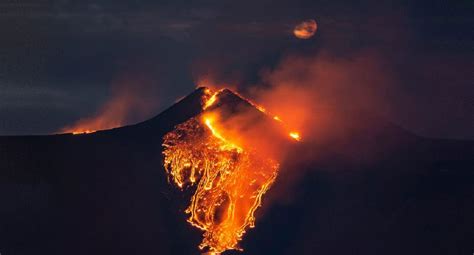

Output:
xmin=162 ymin=88 xmax=299 ymax=254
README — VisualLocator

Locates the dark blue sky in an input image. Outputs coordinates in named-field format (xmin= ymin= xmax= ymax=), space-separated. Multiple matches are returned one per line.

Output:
xmin=0 ymin=0 xmax=472 ymax=138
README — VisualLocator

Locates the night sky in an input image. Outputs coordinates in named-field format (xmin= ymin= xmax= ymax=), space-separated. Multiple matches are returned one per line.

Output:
xmin=0 ymin=0 xmax=472 ymax=138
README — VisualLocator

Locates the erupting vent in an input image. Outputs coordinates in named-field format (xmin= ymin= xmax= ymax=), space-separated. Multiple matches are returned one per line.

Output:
xmin=162 ymin=88 xmax=299 ymax=254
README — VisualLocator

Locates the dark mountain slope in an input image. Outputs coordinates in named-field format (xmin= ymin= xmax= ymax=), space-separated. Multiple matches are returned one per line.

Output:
xmin=0 ymin=87 xmax=472 ymax=255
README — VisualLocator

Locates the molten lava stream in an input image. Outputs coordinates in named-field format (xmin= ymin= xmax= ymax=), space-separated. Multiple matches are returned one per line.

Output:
xmin=162 ymin=88 xmax=299 ymax=254
xmin=163 ymin=115 xmax=279 ymax=253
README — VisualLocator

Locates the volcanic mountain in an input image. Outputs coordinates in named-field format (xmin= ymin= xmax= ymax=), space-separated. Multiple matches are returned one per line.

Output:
xmin=0 ymin=88 xmax=473 ymax=255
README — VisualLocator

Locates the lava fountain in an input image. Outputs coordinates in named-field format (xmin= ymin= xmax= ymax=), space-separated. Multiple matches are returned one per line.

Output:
xmin=162 ymin=88 xmax=299 ymax=254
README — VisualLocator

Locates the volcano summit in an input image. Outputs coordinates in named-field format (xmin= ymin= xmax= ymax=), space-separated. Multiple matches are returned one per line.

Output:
xmin=0 ymin=87 xmax=472 ymax=255
xmin=163 ymin=88 xmax=299 ymax=253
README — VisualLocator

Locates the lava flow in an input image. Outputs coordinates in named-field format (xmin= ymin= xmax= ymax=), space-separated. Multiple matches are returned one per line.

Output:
xmin=162 ymin=88 xmax=300 ymax=254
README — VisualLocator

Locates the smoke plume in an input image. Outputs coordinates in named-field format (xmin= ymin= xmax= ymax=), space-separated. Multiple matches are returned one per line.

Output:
xmin=61 ymin=72 xmax=159 ymax=134
xmin=251 ymin=50 xmax=395 ymax=144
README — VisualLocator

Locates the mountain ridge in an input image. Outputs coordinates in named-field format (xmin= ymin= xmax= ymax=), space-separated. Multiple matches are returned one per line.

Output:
xmin=0 ymin=87 xmax=472 ymax=255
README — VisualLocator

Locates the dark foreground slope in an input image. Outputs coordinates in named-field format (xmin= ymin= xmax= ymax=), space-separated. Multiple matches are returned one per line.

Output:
xmin=0 ymin=88 xmax=473 ymax=255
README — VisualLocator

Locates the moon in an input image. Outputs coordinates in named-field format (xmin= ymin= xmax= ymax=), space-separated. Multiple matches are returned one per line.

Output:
xmin=293 ymin=19 xmax=318 ymax=39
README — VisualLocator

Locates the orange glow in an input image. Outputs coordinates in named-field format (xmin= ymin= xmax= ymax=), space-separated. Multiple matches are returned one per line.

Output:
xmin=72 ymin=130 xmax=96 ymax=135
xmin=289 ymin=132 xmax=301 ymax=141
xmin=163 ymin=88 xmax=299 ymax=253
xmin=59 ymin=73 xmax=158 ymax=135
xmin=203 ymin=88 xmax=226 ymax=110
xmin=255 ymin=105 xmax=267 ymax=113
xmin=163 ymin=116 xmax=278 ymax=253
xmin=204 ymin=92 xmax=218 ymax=109
xmin=233 ymin=91 xmax=268 ymax=114
xmin=203 ymin=114 xmax=243 ymax=152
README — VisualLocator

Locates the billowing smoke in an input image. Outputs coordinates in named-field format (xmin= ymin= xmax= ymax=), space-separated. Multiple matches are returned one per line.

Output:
xmin=190 ymin=48 xmax=408 ymax=213
xmin=61 ymin=72 xmax=160 ymax=134
xmin=251 ymin=50 xmax=395 ymax=145
xmin=196 ymin=49 xmax=397 ymax=149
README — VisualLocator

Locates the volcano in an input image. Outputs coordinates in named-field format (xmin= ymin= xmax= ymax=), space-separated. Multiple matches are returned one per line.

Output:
xmin=0 ymin=87 xmax=473 ymax=255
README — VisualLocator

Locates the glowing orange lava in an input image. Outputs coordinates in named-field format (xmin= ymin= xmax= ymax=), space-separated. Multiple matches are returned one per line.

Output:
xmin=289 ymin=132 xmax=301 ymax=141
xmin=162 ymin=88 xmax=300 ymax=253
xmin=204 ymin=92 xmax=219 ymax=109
xmin=72 ymin=130 xmax=96 ymax=135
